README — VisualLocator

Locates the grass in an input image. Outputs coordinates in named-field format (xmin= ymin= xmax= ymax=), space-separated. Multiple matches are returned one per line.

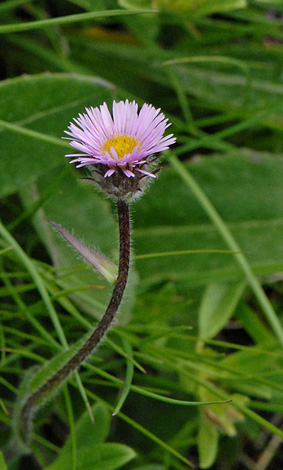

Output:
xmin=1 ymin=1 xmax=283 ymax=469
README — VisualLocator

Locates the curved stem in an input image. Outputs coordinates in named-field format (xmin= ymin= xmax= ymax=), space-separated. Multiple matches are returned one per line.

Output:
xmin=21 ymin=199 xmax=131 ymax=437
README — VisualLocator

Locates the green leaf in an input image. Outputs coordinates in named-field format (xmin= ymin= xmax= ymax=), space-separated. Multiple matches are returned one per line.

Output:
xmin=131 ymin=466 xmax=165 ymax=470
xmin=12 ymin=333 xmax=88 ymax=439
xmin=19 ymin=166 xmax=138 ymax=324
xmin=0 ymin=73 xmax=114 ymax=198
xmin=197 ymin=412 xmax=219 ymax=469
xmin=156 ymin=0 xmax=246 ymax=14
xmin=173 ymin=66 xmax=283 ymax=130
xmin=46 ymin=443 xmax=136 ymax=470
xmin=134 ymin=152 xmax=283 ymax=287
xmin=62 ymin=403 xmax=111 ymax=453
xmin=119 ymin=0 xmax=246 ymax=13
xmin=50 ymin=222 xmax=118 ymax=284
xmin=29 ymin=336 xmax=87 ymax=401
xmin=0 ymin=9 xmax=156 ymax=34
xmin=0 ymin=451 xmax=8 ymax=470
xmin=236 ymin=304 xmax=274 ymax=344
xmin=0 ymin=69 xmax=121 ymax=313
xmin=118 ymin=0 xmax=151 ymax=9
xmin=113 ymin=340 xmax=134 ymax=415
xmin=169 ymin=152 xmax=283 ymax=349
xmin=199 ymin=281 xmax=245 ymax=339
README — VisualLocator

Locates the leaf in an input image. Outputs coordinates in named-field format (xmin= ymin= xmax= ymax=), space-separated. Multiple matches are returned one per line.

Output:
xmin=19 ymin=164 xmax=138 ymax=323
xmin=156 ymin=0 xmax=246 ymax=14
xmin=0 ymin=451 xmax=8 ymax=470
xmin=46 ymin=443 xmax=136 ymax=470
xmin=0 ymin=73 xmax=114 ymax=198
xmin=119 ymin=0 xmax=246 ymax=14
xmin=24 ymin=168 xmax=137 ymax=319
xmin=29 ymin=336 xmax=87 ymax=401
xmin=131 ymin=466 xmax=165 ymax=470
xmin=12 ymin=334 xmax=89 ymax=432
xmin=133 ymin=151 xmax=283 ymax=287
xmin=197 ymin=411 xmax=219 ymax=469
xmin=174 ymin=65 xmax=283 ymax=130
xmin=198 ymin=389 xmax=245 ymax=438
xmin=236 ymin=304 xmax=274 ymax=344
xmin=198 ymin=281 xmax=245 ymax=339
xmin=118 ymin=0 xmax=151 ymax=9
xmin=12 ymin=366 xmax=43 ymax=452
xmin=0 ymin=9 xmax=156 ymax=34
xmin=62 ymin=403 xmax=111 ymax=452
xmin=112 ymin=340 xmax=134 ymax=415
xmin=50 ymin=222 xmax=118 ymax=284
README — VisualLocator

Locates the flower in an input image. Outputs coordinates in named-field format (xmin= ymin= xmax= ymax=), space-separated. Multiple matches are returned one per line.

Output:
xmin=64 ymin=100 xmax=176 ymax=179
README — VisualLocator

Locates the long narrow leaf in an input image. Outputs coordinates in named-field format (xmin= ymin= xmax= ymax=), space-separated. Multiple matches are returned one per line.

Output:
xmin=50 ymin=222 xmax=118 ymax=284
xmin=0 ymin=9 xmax=157 ymax=34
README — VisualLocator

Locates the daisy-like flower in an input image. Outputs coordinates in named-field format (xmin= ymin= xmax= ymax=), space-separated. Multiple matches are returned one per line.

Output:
xmin=64 ymin=100 xmax=176 ymax=193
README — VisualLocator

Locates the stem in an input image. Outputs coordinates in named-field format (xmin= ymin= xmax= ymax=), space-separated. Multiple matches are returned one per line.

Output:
xmin=21 ymin=199 xmax=131 ymax=438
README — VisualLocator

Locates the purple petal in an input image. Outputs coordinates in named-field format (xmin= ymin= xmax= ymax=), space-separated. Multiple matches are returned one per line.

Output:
xmin=63 ymin=100 xmax=176 ymax=177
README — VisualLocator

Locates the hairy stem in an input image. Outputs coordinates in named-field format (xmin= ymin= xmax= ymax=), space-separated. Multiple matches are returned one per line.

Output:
xmin=21 ymin=199 xmax=131 ymax=438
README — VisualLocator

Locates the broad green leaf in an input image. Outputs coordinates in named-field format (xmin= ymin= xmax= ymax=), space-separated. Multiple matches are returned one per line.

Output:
xmin=0 ymin=451 xmax=8 ymax=470
xmin=221 ymin=342 xmax=281 ymax=376
xmin=0 ymin=73 xmax=114 ymax=198
xmin=46 ymin=443 xmax=136 ymax=470
xmin=68 ymin=35 xmax=283 ymax=132
xmin=133 ymin=152 xmax=283 ymax=287
xmin=168 ymin=153 xmax=283 ymax=350
xmin=199 ymin=282 xmax=245 ymax=339
xmin=136 ymin=151 xmax=283 ymax=227
xmin=197 ymin=411 xmax=218 ymax=469
xmin=173 ymin=65 xmax=283 ymax=130
xmin=218 ymin=340 xmax=283 ymax=398
xmin=62 ymin=403 xmax=111 ymax=453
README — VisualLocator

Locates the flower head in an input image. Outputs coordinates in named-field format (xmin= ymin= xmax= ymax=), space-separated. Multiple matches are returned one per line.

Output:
xmin=64 ymin=100 xmax=176 ymax=200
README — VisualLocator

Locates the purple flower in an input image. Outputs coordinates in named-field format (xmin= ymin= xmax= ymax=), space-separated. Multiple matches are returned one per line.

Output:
xmin=64 ymin=100 xmax=176 ymax=179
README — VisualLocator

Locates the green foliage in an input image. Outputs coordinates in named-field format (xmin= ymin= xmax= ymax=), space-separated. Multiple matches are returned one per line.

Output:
xmin=45 ymin=404 xmax=135 ymax=470
xmin=46 ymin=443 xmax=136 ymax=470
xmin=0 ymin=452 xmax=8 ymax=470
xmin=1 ymin=1 xmax=283 ymax=469
xmin=134 ymin=152 xmax=283 ymax=285
xmin=0 ymin=73 xmax=114 ymax=198
xmin=197 ymin=411 xmax=219 ymax=469
xmin=198 ymin=282 xmax=245 ymax=339
xmin=119 ymin=0 xmax=247 ymax=14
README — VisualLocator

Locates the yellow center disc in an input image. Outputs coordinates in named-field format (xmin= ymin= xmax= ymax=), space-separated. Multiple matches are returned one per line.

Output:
xmin=102 ymin=135 xmax=141 ymax=160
